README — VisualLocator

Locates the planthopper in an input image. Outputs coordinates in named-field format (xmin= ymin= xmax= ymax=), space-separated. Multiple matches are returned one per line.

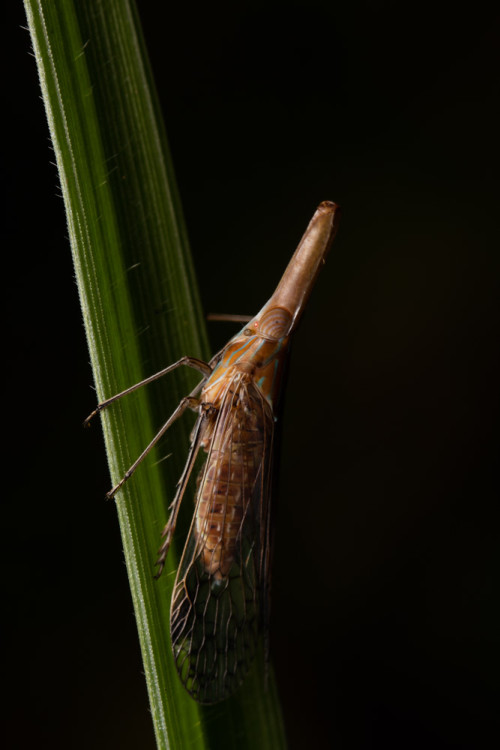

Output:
xmin=85 ymin=200 xmax=340 ymax=703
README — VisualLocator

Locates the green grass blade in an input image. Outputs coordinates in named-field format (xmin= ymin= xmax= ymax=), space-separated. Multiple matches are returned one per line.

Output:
xmin=24 ymin=1 xmax=286 ymax=747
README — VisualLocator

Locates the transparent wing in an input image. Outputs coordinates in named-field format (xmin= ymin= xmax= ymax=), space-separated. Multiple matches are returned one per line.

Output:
xmin=170 ymin=375 xmax=274 ymax=704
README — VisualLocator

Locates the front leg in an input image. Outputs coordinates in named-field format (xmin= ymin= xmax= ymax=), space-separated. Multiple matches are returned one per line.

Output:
xmin=84 ymin=356 xmax=212 ymax=426
xmin=107 ymin=396 xmax=200 ymax=499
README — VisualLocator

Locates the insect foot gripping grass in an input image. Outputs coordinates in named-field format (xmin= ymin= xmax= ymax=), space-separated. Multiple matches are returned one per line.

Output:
xmin=85 ymin=201 xmax=340 ymax=703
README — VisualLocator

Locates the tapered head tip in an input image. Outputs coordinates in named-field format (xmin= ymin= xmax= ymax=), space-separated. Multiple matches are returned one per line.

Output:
xmin=316 ymin=200 xmax=340 ymax=221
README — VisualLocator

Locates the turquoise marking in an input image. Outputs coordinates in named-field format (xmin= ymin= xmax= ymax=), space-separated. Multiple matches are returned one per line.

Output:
xmin=260 ymin=337 xmax=283 ymax=368
xmin=206 ymin=369 xmax=227 ymax=390
xmin=207 ymin=334 xmax=285 ymax=398
xmin=254 ymin=340 xmax=265 ymax=356
xmin=225 ymin=337 xmax=254 ymax=366
xmin=270 ymin=357 xmax=280 ymax=396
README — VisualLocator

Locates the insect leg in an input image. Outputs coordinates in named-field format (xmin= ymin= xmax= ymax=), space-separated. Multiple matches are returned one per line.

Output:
xmin=206 ymin=313 xmax=253 ymax=323
xmin=155 ymin=415 xmax=207 ymax=577
xmin=106 ymin=395 xmax=200 ymax=500
xmin=84 ymin=356 xmax=212 ymax=426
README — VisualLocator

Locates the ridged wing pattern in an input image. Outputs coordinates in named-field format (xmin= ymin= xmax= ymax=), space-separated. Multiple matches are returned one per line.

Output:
xmin=170 ymin=374 xmax=273 ymax=704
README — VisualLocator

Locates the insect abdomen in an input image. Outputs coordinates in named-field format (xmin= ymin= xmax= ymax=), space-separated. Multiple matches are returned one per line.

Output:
xmin=196 ymin=410 xmax=263 ymax=578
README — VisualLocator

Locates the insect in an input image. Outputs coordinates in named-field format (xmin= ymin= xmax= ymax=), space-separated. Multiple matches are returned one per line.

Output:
xmin=85 ymin=201 xmax=339 ymax=703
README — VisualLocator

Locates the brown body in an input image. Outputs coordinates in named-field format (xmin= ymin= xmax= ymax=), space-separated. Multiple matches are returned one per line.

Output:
xmin=195 ymin=375 xmax=271 ymax=578
xmin=169 ymin=202 xmax=339 ymax=701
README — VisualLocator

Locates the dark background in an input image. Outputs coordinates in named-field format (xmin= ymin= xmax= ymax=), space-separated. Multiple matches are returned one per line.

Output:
xmin=5 ymin=1 xmax=499 ymax=748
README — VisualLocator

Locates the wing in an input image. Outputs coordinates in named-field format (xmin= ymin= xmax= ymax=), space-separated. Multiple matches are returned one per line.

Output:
xmin=170 ymin=375 xmax=274 ymax=704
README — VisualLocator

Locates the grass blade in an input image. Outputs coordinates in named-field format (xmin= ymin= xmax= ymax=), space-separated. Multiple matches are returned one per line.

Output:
xmin=24 ymin=1 xmax=286 ymax=746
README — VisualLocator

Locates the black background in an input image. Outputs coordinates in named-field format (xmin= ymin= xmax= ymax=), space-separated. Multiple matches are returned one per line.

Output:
xmin=5 ymin=2 xmax=500 ymax=748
